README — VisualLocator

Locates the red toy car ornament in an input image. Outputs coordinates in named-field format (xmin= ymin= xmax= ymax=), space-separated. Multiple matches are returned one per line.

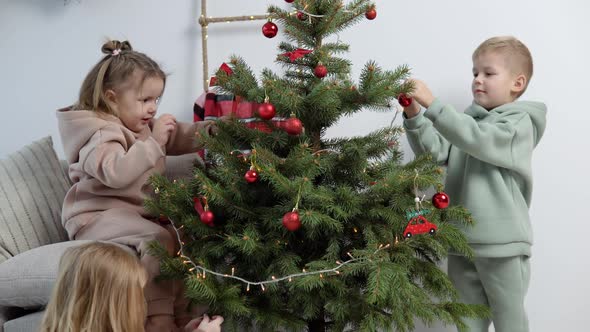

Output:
xmin=403 ymin=215 xmax=437 ymax=238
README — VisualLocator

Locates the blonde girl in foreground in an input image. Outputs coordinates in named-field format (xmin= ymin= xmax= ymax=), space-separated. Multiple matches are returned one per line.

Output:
xmin=40 ymin=242 xmax=223 ymax=332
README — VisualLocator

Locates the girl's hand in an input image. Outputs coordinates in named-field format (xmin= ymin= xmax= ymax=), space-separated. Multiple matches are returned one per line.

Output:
xmin=152 ymin=114 xmax=177 ymax=146
xmin=408 ymin=79 xmax=435 ymax=108
xmin=184 ymin=314 xmax=224 ymax=332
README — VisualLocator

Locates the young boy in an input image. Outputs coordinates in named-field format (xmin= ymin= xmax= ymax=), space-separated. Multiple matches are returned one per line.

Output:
xmin=402 ymin=36 xmax=546 ymax=332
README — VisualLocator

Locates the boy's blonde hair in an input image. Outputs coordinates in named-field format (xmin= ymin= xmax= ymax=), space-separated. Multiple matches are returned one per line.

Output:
xmin=40 ymin=242 xmax=147 ymax=332
xmin=75 ymin=40 xmax=166 ymax=116
xmin=473 ymin=36 xmax=533 ymax=97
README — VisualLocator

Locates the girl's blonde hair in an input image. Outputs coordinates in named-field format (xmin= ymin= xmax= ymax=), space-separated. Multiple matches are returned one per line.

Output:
xmin=74 ymin=40 xmax=166 ymax=116
xmin=39 ymin=242 xmax=148 ymax=332
xmin=473 ymin=36 xmax=533 ymax=97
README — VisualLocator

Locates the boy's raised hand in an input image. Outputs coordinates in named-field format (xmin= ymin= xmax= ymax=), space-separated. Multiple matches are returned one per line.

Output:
xmin=151 ymin=114 xmax=177 ymax=146
xmin=408 ymin=79 xmax=435 ymax=109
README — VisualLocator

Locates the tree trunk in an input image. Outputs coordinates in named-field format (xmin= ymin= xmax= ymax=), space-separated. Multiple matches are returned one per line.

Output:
xmin=307 ymin=318 xmax=326 ymax=332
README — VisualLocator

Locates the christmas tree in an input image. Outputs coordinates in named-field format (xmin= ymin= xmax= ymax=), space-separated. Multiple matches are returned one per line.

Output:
xmin=147 ymin=1 xmax=487 ymax=331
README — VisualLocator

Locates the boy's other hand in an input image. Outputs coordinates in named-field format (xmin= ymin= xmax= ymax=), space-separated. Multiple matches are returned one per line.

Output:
xmin=409 ymin=79 xmax=435 ymax=108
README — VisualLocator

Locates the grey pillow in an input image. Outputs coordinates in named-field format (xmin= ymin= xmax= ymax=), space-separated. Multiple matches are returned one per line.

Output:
xmin=0 ymin=240 xmax=135 ymax=308
xmin=0 ymin=240 xmax=95 ymax=308
xmin=0 ymin=136 xmax=70 ymax=264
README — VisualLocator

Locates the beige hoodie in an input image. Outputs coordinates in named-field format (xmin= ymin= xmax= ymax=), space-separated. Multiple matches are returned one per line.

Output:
xmin=57 ymin=107 xmax=211 ymax=237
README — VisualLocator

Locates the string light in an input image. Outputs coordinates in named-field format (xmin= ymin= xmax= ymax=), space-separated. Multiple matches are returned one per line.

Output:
xmin=167 ymin=217 xmax=390 ymax=290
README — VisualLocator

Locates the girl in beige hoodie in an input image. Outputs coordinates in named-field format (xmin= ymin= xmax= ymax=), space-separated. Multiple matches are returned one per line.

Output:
xmin=57 ymin=40 xmax=222 ymax=332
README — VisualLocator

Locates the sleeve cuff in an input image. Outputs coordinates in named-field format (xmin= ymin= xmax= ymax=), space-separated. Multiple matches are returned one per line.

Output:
xmin=424 ymin=98 xmax=445 ymax=123
xmin=403 ymin=110 xmax=427 ymax=130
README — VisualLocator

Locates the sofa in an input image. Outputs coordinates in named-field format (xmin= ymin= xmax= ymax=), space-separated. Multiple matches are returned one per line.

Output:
xmin=0 ymin=136 xmax=199 ymax=332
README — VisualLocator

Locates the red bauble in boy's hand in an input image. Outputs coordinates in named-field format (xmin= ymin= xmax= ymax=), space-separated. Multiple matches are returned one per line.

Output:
xmin=432 ymin=192 xmax=450 ymax=209
xmin=398 ymin=94 xmax=413 ymax=107
xmin=257 ymin=102 xmax=276 ymax=120
xmin=282 ymin=211 xmax=301 ymax=231
xmin=262 ymin=21 xmax=278 ymax=38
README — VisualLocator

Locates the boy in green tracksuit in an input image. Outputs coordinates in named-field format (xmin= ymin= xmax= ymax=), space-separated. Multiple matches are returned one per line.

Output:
xmin=402 ymin=36 xmax=546 ymax=332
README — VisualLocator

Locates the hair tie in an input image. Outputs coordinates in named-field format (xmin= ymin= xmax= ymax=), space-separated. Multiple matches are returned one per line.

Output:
xmin=112 ymin=49 xmax=121 ymax=56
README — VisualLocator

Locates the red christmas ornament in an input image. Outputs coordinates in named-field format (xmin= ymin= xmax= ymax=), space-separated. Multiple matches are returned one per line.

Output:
xmin=285 ymin=0 xmax=295 ymax=2
xmin=398 ymin=93 xmax=413 ymax=107
xmin=365 ymin=8 xmax=377 ymax=20
xmin=314 ymin=64 xmax=328 ymax=78
xmin=258 ymin=102 xmax=276 ymax=120
xmin=403 ymin=215 xmax=437 ymax=238
xmin=432 ymin=192 xmax=450 ymax=209
xmin=282 ymin=211 xmax=301 ymax=231
xmin=262 ymin=21 xmax=278 ymax=38
xmin=296 ymin=11 xmax=307 ymax=20
xmin=200 ymin=211 xmax=215 ymax=226
xmin=244 ymin=168 xmax=259 ymax=183
xmin=284 ymin=115 xmax=303 ymax=135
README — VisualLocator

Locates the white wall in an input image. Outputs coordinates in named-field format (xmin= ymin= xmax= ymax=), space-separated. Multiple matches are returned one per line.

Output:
xmin=1 ymin=1 xmax=588 ymax=331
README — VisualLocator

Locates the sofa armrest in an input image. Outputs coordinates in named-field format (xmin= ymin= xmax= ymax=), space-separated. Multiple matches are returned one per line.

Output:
xmin=0 ymin=306 xmax=26 ymax=332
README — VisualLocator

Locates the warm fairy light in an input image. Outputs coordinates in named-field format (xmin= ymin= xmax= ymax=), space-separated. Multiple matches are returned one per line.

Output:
xmin=166 ymin=218 xmax=390 ymax=291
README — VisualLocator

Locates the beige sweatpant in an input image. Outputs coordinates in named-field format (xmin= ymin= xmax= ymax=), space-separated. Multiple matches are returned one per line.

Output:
xmin=73 ymin=208 xmax=205 ymax=331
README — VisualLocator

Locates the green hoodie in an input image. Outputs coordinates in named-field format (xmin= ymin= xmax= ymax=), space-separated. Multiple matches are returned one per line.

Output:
xmin=404 ymin=99 xmax=547 ymax=257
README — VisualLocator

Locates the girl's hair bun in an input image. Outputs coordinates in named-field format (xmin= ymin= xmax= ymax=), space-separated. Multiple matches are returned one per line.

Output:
xmin=101 ymin=40 xmax=133 ymax=56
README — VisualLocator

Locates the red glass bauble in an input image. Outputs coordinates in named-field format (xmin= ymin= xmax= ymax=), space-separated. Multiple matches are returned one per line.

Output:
xmin=296 ymin=11 xmax=307 ymax=20
xmin=200 ymin=210 xmax=215 ymax=225
xmin=282 ymin=211 xmax=301 ymax=231
xmin=314 ymin=64 xmax=328 ymax=78
xmin=284 ymin=117 xmax=303 ymax=135
xmin=258 ymin=102 xmax=276 ymax=120
xmin=244 ymin=169 xmax=259 ymax=183
xmin=398 ymin=93 xmax=413 ymax=107
xmin=285 ymin=0 xmax=295 ymax=2
xmin=365 ymin=8 xmax=377 ymax=20
xmin=432 ymin=192 xmax=450 ymax=209
xmin=262 ymin=21 xmax=278 ymax=38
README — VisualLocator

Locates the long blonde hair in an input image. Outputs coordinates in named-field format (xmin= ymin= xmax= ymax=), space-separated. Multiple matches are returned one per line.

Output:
xmin=75 ymin=39 xmax=166 ymax=116
xmin=39 ymin=242 xmax=148 ymax=332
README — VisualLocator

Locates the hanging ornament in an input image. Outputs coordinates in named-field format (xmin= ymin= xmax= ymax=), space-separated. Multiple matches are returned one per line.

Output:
xmin=397 ymin=93 xmax=413 ymax=107
xmin=281 ymin=48 xmax=313 ymax=62
xmin=282 ymin=210 xmax=301 ymax=231
xmin=314 ymin=64 xmax=328 ymax=78
xmin=194 ymin=197 xmax=215 ymax=226
xmin=403 ymin=214 xmax=437 ymax=238
xmin=258 ymin=97 xmax=276 ymax=120
xmin=296 ymin=11 xmax=307 ymax=21
xmin=284 ymin=114 xmax=303 ymax=135
xmin=244 ymin=167 xmax=259 ymax=183
xmin=262 ymin=21 xmax=278 ymax=38
xmin=200 ymin=210 xmax=215 ymax=225
xmin=365 ymin=7 xmax=377 ymax=20
xmin=285 ymin=0 xmax=295 ymax=2
xmin=432 ymin=191 xmax=450 ymax=209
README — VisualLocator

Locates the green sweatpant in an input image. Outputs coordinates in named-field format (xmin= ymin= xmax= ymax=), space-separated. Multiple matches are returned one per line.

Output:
xmin=448 ymin=255 xmax=530 ymax=332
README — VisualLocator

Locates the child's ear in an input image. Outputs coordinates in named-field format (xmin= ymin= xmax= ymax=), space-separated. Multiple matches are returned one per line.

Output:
xmin=104 ymin=89 xmax=118 ymax=112
xmin=512 ymin=74 xmax=527 ymax=94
